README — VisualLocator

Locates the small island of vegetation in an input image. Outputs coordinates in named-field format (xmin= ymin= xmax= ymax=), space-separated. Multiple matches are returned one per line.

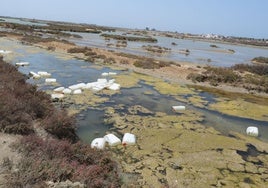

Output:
xmin=100 ymin=33 xmax=158 ymax=43
xmin=252 ymin=56 xmax=268 ymax=64
xmin=142 ymin=45 xmax=171 ymax=54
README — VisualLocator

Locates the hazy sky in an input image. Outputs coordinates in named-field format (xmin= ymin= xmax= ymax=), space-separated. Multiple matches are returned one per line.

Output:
xmin=0 ymin=0 xmax=267 ymax=38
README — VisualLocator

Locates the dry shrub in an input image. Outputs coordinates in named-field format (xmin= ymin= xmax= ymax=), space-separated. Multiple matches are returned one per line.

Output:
xmin=10 ymin=135 xmax=120 ymax=187
xmin=134 ymin=59 xmax=170 ymax=69
xmin=187 ymin=64 xmax=268 ymax=93
xmin=67 ymin=47 xmax=92 ymax=54
xmin=251 ymin=56 xmax=268 ymax=64
xmin=0 ymin=58 xmax=77 ymax=139
xmin=232 ymin=63 xmax=268 ymax=76
xmin=42 ymin=110 xmax=78 ymax=142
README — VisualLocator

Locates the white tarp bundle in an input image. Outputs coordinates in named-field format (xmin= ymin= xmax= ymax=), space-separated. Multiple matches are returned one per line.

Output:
xmin=54 ymin=87 xmax=65 ymax=92
xmin=104 ymin=134 xmax=121 ymax=146
xmin=91 ymin=138 xmax=106 ymax=150
xmin=122 ymin=133 xmax=136 ymax=145
xmin=0 ymin=50 xmax=12 ymax=54
xmin=16 ymin=62 xmax=30 ymax=66
xmin=37 ymin=71 xmax=51 ymax=77
xmin=246 ymin=126 xmax=259 ymax=137
xmin=62 ymin=88 xmax=72 ymax=94
xmin=108 ymin=83 xmax=120 ymax=91
xmin=45 ymin=78 xmax=57 ymax=83
xmin=68 ymin=83 xmax=86 ymax=90
xmin=73 ymin=89 xmax=82 ymax=95
xmin=51 ymin=93 xmax=64 ymax=99
xmin=29 ymin=71 xmax=41 ymax=79
xmin=172 ymin=106 xmax=186 ymax=111
xmin=101 ymin=72 xmax=117 ymax=76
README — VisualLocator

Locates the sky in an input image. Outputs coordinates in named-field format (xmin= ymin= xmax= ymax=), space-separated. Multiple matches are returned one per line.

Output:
xmin=0 ymin=0 xmax=267 ymax=39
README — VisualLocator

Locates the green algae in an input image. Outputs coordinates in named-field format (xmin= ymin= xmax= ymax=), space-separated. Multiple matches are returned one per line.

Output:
xmin=190 ymin=85 xmax=268 ymax=106
xmin=187 ymin=95 xmax=209 ymax=108
xmin=106 ymin=104 xmax=268 ymax=187
xmin=114 ymin=73 xmax=141 ymax=88
xmin=62 ymin=90 xmax=109 ymax=115
xmin=209 ymin=98 xmax=268 ymax=121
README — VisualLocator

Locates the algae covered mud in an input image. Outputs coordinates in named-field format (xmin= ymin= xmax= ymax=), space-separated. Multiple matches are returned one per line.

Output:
xmin=1 ymin=23 xmax=268 ymax=187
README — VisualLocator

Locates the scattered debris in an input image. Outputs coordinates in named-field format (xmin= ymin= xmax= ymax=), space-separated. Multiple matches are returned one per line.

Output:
xmin=0 ymin=50 xmax=12 ymax=54
xmin=101 ymin=72 xmax=117 ymax=76
xmin=29 ymin=71 xmax=41 ymax=79
xmin=122 ymin=133 xmax=136 ymax=145
xmin=104 ymin=134 xmax=121 ymax=146
xmin=62 ymin=88 xmax=72 ymax=94
xmin=73 ymin=89 xmax=82 ymax=95
xmin=51 ymin=93 xmax=64 ymax=100
xmin=246 ymin=126 xmax=259 ymax=137
xmin=68 ymin=83 xmax=86 ymax=90
xmin=91 ymin=138 xmax=106 ymax=150
xmin=108 ymin=83 xmax=120 ymax=90
xmin=54 ymin=87 xmax=65 ymax=93
xmin=172 ymin=105 xmax=186 ymax=111
xmin=16 ymin=62 xmax=30 ymax=66
xmin=37 ymin=71 xmax=51 ymax=77
xmin=45 ymin=78 xmax=57 ymax=83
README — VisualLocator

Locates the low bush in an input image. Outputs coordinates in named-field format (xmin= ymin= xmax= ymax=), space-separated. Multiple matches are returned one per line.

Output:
xmin=187 ymin=64 xmax=268 ymax=93
xmin=67 ymin=47 xmax=92 ymax=54
xmin=233 ymin=63 xmax=268 ymax=76
xmin=210 ymin=44 xmax=219 ymax=48
xmin=134 ymin=59 xmax=170 ymax=69
xmin=101 ymin=33 xmax=158 ymax=43
xmin=251 ymin=56 xmax=268 ymax=64
xmin=0 ymin=57 xmax=77 ymax=139
xmin=21 ymin=35 xmax=74 ymax=45
xmin=10 ymin=135 xmax=120 ymax=187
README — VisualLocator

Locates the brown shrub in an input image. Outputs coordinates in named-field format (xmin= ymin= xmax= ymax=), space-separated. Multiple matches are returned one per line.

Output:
xmin=232 ymin=63 xmax=268 ymax=76
xmin=42 ymin=110 xmax=78 ymax=142
xmin=134 ymin=59 xmax=170 ymax=69
xmin=0 ymin=58 xmax=77 ymax=139
xmin=67 ymin=47 xmax=92 ymax=54
xmin=10 ymin=135 xmax=120 ymax=187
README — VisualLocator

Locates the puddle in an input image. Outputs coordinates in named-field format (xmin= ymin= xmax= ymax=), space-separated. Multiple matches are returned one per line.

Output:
xmin=76 ymin=109 xmax=112 ymax=143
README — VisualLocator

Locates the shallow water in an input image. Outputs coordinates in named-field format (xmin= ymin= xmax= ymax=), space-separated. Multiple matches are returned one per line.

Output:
xmin=2 ymin=38 xmax=268 ymax=143
xmin=76 ymin=109 xmax=112 ymax=142
xmin=68 ymin=31 xmax=268 ymax=67
xmin=0 ymin=17 xmax=47 ymax=26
